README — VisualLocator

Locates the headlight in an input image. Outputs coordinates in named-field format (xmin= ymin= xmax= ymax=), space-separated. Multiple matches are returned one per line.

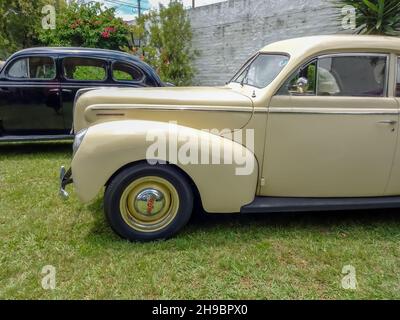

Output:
xmin=73 ymin=129 xmax=88 ymax=156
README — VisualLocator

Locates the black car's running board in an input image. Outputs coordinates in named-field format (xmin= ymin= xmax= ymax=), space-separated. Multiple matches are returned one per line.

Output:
xmin=0 ymin=135 xmax=73 ymax=142
xmin=241 ymin=196 xmax=400 ymax=213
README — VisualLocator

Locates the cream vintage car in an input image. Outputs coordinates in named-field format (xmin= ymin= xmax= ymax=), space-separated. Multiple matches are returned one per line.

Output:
xmin=60 ymin=35 xmax=400 ymax=241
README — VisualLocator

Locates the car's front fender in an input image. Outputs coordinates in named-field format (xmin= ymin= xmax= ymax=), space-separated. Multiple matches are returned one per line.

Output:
xmin=71 ymin=120 xmax=258 ymax=213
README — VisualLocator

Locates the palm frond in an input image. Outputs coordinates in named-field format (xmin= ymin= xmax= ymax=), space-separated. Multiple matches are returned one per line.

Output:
xmin=335 ymin=0 xmax=400 ymax=35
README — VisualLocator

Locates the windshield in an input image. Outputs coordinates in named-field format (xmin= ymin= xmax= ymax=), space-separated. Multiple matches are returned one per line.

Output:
xmin=232 ymin=54 xmax=289 ymax=88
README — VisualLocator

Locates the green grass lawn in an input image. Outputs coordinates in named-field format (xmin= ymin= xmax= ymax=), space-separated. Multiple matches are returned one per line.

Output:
xmin=1 ymin=142 xmax=400 ymax=299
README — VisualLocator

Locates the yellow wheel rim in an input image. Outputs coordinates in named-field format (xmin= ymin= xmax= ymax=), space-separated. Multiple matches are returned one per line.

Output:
xmin=119 ymin=176 xmax=180 ymax=233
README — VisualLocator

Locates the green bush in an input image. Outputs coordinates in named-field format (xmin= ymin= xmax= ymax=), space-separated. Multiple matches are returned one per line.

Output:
xmin=38 ymin=1 xmax=130 ymax=50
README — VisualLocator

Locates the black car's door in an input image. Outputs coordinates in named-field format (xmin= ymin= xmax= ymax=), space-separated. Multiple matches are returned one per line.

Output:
xmin=60 ymin=56 xmax=110 ymax=132
xmin=0 ymin=55 xmax=64 ymax=135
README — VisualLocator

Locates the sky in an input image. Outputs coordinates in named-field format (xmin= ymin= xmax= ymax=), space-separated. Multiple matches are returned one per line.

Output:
xmin=92 ymin=0 xmax=225 ymax=21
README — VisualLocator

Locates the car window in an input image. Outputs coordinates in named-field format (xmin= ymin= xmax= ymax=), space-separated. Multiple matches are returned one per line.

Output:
xmin=278 ymin=60 xmax=317 ymax=95
xmin=63 ymin=57 xmax=107 ymax=81
xmin=317 ymin=55 xmax=387 ymax=97
xmin=397 ymin=57 xmax=400 ymax=97
xmin=7 ymin=56 xmax=56 ymax=79
xmin=233 ymin=54 xmax=289 ymax=88
xmin=112 ymin=62 xmax=144 ymax=82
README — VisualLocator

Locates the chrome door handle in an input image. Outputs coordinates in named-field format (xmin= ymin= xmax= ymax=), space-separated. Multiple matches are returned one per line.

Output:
xmin=48 ymin=88 xmax=60 ymax=95
xmin=377 ymin=120 xmax=397 ymax=125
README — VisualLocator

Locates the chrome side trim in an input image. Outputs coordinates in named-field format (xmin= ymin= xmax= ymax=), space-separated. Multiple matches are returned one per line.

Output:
xmin=96 ymin=113 xmax=125 ymax=117
xmin=269 ymin=108 xmax=399 ymax=115
xmin=72 ymin=87 xmax=120 ymax=134
xmin=89 ymin=104 xmax=398 ymax=116
xmin=89 ymin=104 xmax=257 ymax=113
xmin=254 ymin=108 xmax=269 ymax=113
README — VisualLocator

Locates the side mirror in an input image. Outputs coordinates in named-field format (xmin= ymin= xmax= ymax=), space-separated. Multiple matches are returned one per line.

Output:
xmin=295 ymin=77 xmax=309 ymax=94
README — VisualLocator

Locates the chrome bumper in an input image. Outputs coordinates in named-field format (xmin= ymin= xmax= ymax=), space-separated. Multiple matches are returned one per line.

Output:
xmin=59 ymin=166 xmax=73 ymax=199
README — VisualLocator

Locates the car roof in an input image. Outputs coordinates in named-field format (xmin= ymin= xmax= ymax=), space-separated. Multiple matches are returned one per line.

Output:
xmin=11 ymin=47 xmax=141 ymax=61
xmin=4 ymin=47 xmax=163 ymax=86
xmin=260 ymin=35 xmax=400 ymax=58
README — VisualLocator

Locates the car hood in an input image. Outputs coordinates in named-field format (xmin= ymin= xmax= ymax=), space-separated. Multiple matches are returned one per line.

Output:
xmin=73 ymin=86 xmax=254 ymax=132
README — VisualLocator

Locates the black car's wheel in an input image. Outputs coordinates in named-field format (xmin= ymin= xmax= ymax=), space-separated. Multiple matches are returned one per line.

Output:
xmin=104 ymin=162 xmax=194 ymax=242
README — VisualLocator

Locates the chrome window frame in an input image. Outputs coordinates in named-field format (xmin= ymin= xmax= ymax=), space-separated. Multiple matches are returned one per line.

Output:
xmin=396 ymin=56 xmax=400 ymax=97
xmin=111 ymin=60 xmax=145 ymax=83
xmin=62 ymin=56 xmax=108 ymax=83
xmin=5 ymin=55 xmax=57 ymax=81
xmin=276 ymin=57 xmax=318 ymax=96
xmin=230 ymin=52 xmax=291 ymax=89
xmin=277 ymin=52 xmax=390 ymax=98
xmin=317 ymin=53 xmax=390 ymax=98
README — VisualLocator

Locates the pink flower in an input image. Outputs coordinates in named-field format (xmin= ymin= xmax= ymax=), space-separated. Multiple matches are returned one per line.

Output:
xmin=105 ymin=27 xmax=116 ymax=33
xmin=101 ymin=31 xmax=110 ymax=39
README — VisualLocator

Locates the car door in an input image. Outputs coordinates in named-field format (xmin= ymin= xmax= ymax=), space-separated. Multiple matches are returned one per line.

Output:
xmin=60 ymin=56 xmax=109 ymax=132
xmin=261 ymin=53 xmax=398 ymax=197
xmin=385 ymin=55 xmax=400 ymax=195
xmin=0 ymin=55 xmax=64 ymax=135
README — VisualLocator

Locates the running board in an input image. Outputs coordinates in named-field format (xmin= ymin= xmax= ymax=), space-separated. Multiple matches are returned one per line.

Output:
xmin=0 ymin=135 xmax=73 ymax=142
xmin=241 ymin=196 xmax=400 ymax=213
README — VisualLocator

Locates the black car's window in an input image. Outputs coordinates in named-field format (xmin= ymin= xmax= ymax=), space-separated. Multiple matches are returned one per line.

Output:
xmin=397 ymin=57 xmax=400 ymax=97
xmin=112 ymin=62 xmax=144 ymax=82
xmin=278 ymin=60 xmax=317 ymax=95
xmin=7 ymin=56 xmax=56 ymax=80
xmin=63 ymin=57 xmax=107 ymax=81
xmin=317 ymin=55 xmax=387 ymax=97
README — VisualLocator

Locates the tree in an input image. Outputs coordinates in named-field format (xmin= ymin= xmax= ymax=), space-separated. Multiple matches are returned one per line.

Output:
xmin=0 ymin=0 xmax=57 ymax=59
xmin=38 ymin=1 xmax=130 ymax=50
xmin=125 ymin=1 xmax=198 ymax=86
xmin=337 ymin=0 xmax=400 ymax=35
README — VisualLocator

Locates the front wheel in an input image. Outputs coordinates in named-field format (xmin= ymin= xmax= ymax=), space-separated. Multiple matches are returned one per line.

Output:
xmin=104 ymin=162 xmax=194 ymax=241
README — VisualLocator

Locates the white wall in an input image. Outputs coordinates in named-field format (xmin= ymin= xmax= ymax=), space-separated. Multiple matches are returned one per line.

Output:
xmin=189 ymin=0 xmax=343 ymax=85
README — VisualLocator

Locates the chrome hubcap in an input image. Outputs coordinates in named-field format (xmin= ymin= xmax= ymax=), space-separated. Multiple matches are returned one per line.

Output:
xmin=119 ymin=176 xmax=180 ymax=233
xmin=134 ymin=188 xmax=166 ymax=216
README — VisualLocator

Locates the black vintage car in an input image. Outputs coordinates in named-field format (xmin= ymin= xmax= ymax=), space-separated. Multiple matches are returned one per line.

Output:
xmin=0 ymin=47 xmax=164 ymax=141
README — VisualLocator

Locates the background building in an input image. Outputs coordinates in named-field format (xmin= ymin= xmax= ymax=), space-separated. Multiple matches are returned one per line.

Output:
xmin=188 ymin=0 xmax=342 ymax=85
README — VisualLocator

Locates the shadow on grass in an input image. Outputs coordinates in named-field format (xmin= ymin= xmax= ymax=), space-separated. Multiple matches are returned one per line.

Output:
xmin=192 ymin=208 xmax=400 ymax=228
xmin=0 ymin=141 xmax=72 ymax=156
xmin=84 ymin=195 xmax=400 ymax=246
